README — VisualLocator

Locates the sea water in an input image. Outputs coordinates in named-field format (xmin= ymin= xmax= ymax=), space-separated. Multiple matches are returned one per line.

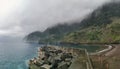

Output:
xmin=0 ymin=37 xmax=103 ymax=69
xmin=0 ymin=37 xmax=39 ymax=69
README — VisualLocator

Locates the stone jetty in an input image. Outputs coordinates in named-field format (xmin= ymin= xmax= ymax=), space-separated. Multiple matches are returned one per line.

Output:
xmin=28 ymin=46 xmax=93 ymax=69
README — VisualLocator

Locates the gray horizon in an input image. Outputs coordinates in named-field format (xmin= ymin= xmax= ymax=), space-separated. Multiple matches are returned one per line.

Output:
xmin=0 ymin=0 xmax=118 ymax=37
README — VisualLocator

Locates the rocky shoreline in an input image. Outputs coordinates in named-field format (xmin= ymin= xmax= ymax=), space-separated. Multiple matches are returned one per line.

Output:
xmin=28 ymin=46 xmax=93 ymax=69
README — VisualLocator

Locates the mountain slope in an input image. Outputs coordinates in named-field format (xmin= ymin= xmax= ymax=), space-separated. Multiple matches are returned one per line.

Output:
xmin=26 ymin=2 xmax=120 ymax=44
xmin=63 ymin=17 xmax=120 ymax=44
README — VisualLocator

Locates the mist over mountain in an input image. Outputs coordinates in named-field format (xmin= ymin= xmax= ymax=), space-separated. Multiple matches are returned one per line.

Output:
xmin=0 ymin=0 xmax=114 ymax=37
xmin=26 ymin=1 xmax=120 ymax=44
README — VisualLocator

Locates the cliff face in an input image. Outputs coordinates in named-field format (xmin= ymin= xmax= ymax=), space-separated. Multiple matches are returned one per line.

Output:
xmin=26 ymin=2 xmax=120 ymax=44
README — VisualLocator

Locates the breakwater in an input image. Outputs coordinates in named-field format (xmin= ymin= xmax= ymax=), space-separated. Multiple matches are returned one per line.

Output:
xmin=89 ymin=45 xmax=113 ymax=55
xmin=28 ymin=46 xmax=93 ymax=69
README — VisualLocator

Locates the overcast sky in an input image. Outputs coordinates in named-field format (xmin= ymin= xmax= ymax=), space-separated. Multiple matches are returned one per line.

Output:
xmin=0 ymin=0 xmax=117 ymax=37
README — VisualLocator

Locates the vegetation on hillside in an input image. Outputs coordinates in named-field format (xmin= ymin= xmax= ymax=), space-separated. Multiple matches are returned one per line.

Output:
xmin=63 ymin=17 xmax=120 ymax=44
xmin=26 ymin=2 xmax=120 ymax=44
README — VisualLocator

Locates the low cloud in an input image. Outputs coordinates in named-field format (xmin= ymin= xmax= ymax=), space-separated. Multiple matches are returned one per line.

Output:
xmin=0 ymin=0 xmax=115 ymax=37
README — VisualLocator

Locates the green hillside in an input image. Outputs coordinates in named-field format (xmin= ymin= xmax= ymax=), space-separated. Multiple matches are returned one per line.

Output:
xmin=63 ymin=17 xmax=120 ymax=44
xmin=26 ymin=2 xmax=120 ymax=44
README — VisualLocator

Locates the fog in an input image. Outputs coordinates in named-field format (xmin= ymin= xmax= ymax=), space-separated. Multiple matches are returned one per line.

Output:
xmin=0 ymin=0 xmax=117 ymax=37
